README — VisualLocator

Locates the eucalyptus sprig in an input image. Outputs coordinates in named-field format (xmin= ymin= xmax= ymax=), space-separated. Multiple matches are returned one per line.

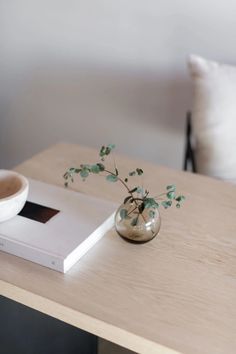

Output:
xmin=63 ymin=144 xmax=185 ymax=224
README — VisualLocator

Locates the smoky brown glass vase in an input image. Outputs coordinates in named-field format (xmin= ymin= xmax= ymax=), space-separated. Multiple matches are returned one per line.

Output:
xmin=115 ymin=199 xmax=161 ymax=243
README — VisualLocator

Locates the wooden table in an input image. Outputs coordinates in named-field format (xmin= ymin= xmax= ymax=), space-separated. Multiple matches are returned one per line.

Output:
xmin=1 ymin=143 xmax=236 ymax=354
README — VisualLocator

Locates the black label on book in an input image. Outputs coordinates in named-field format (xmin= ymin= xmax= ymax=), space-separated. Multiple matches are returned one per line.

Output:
xmin=19 ymin=201 xmax=60 ymax=224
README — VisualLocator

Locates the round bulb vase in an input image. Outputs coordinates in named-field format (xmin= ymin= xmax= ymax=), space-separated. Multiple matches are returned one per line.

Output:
xmin=115 ymin=199 xmax=161 ymax=243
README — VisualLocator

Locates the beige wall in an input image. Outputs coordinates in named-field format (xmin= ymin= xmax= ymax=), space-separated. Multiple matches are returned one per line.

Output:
xmin=0 ymin=0 xmax=234 ymax=169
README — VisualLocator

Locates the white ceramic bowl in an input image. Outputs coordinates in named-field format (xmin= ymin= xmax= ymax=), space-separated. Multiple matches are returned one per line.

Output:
xmin=0 ymin=170 xmax=29 ymax=223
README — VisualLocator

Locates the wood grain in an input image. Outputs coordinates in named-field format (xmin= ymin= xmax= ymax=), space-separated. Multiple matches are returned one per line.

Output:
xmin=1 ymin=143 xmax=236 ymax=354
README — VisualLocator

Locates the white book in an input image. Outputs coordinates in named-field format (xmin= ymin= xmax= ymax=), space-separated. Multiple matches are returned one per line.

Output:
xmin=0 ymin=178 xmax=117 ymax=273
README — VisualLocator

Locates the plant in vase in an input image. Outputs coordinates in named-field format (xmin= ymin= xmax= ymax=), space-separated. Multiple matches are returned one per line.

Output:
xmin=63 ymin=144 xmax=185 ymax=243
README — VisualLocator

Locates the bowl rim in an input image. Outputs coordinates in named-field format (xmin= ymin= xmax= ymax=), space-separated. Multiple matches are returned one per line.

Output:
xmin=0 ymin=169 xmax=29 ymax=203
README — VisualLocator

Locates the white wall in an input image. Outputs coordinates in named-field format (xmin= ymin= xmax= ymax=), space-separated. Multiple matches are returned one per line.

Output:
xmin=0 ymin=0 xmax=235 ymax=169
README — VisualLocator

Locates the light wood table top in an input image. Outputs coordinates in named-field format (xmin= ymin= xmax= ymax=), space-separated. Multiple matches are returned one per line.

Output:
xmin=1 ymin=143 xmax=236 ymax=354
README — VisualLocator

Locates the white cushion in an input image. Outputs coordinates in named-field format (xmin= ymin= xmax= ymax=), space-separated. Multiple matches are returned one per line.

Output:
xmin=188 ymin=55 xmax=236 ymax=184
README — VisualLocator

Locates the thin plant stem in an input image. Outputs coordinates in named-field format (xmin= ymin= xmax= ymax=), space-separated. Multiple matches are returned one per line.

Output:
xmin=103 ymin=169 xmax=147 ymax=223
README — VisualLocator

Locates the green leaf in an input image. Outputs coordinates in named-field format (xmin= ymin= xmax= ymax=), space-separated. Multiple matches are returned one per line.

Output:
xmin=80 ymin=164 xmax=91 ymax=170
xmin=120 ymin=208 xmax=128 ymax=220
xmin=129 ymin=171 xmax=136 ymax=176
xmin=149 ymin=210 xmax=155 ymax=218
xmin=161 ymin=200 xmax=172 ymax=209
xmin=136 ymin=168 xmax=143 ymax=176
xmin=175 ymin=195 xmax=186 ymax=202
xmin=99 ymin=145 xmax=106 ymax=157
xmin=144 ymin=198 xmax=159 ymax=209
xmin=167 ymin=191 xmax=175 ymax=200
xmin=68 ymin=167 xmax=81 ymax=174
xmin=131 ymin=217 xmax=139 ymax=226
xmin=91 ymin=164 xmax=100 ymax=174
xmin=99 ymin=144 xmax=115 ymax=157
xmin=69 ymin=167 xmax=75 ymax=172
xmin=136 ymin=186 xmax=143 ymax=194
xmin=144 ymin=199 xmax=152 ymax=209
xmin=153 ymin=201 xmax=159 ymax=209
xmin=96 ymin=163 xmax=105 ymax=171
xmin=106 ymin=174 xmax=118 ymax=182
xmin=119 ymin=208 xmax=131 ymax=219
xmin=80 ymin=169 xmax=89 ymax=178
xmin=105 ymin=147 xmax=111 ymax=155
xmin=166 ymin=184 xmax=176 ymax=191
xmin=176 ymin=203 xmax=181 ymax=208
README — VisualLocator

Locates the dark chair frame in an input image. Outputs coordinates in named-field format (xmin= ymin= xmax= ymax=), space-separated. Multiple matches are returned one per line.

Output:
xmin=183 ymin=111 xmax=197 ymax=173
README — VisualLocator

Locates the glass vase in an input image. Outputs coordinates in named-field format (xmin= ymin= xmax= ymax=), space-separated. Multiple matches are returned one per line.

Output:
xmin=115 ymin=199 xmax=161 ymax=243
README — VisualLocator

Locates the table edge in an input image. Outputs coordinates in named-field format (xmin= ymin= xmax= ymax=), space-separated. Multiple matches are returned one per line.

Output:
xmin=0 ymin=280 xmax=180 ymax=354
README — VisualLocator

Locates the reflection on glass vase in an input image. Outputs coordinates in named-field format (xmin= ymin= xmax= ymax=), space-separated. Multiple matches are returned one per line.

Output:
xmin=115 ymin=199 xmax=161 ymax=243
